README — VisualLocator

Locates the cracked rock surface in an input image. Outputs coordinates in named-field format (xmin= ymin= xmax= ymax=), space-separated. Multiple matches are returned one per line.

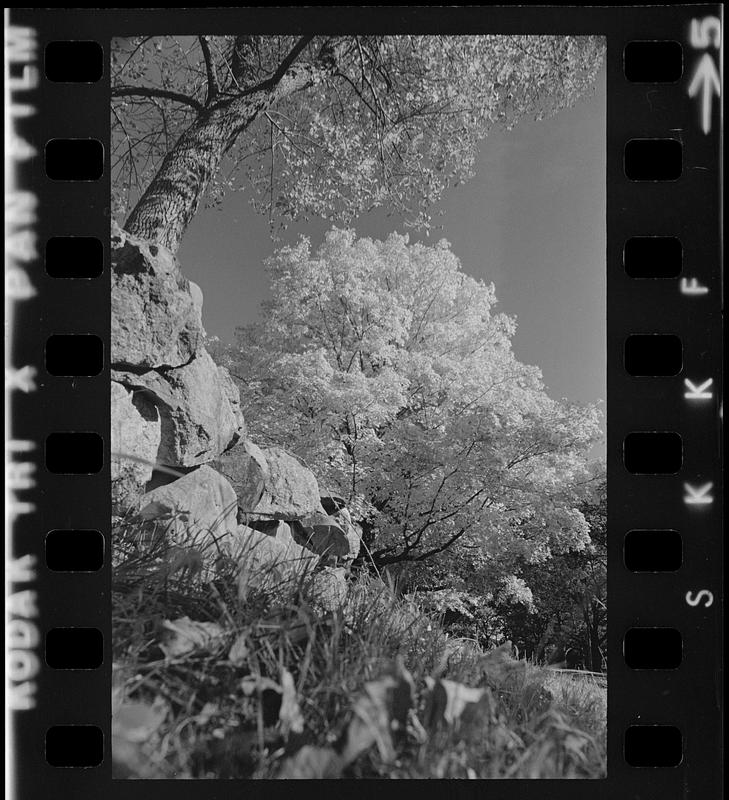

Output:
xmin=111 ymin=380 xmax=161 ymax=514
xmin=111 ymin=224 xmax=205 ymax=370
xmin=113 ymin=348 xmax=244 ymax=469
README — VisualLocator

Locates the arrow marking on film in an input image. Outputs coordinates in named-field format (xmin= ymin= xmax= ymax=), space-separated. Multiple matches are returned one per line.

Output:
xmin=688 ymin=53 xmax=721 ymax=134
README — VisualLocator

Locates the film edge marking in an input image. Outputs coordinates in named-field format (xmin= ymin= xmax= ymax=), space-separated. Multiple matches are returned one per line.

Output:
xmin=682 ymin=482 xmax=714 ymax=505
xmin=6 ymin=554 xmax=40 ymax=710
xmin=683 ymin=378 xmax=713 ymax=400
xmin=679 ymin=277 xmax=709 ymax=295
xmin=687 ymin=15 xmax=721 ymax=134
xmin=5 ymin=15 xmax=40 ymax=716
xmin=685 ymin=589 xmax=714 ymax=608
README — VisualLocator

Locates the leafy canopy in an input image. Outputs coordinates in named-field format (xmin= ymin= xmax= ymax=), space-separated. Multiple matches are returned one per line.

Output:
xmin=112 ymin=35 xmax=605 ymax=231
xmin=214 ymin=228 xmax=603 ymax=602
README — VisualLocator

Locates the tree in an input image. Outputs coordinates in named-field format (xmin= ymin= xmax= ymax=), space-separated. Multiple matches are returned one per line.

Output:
xmin=496 ymin=475 xmax=606 ymax=670
xmin=219 ymin=228 xmax=603 ymax=602
xmin=112 ymin=34 xmax=605 ymax=252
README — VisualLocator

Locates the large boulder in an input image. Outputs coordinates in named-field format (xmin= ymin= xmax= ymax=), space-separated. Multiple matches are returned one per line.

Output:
xmin=133 ymin=465 xmax=238 ymax=553
xmin=232 ymin=525 xmax=318 ymax=600
xmin=218 ymin=447 xmax=359 ymax=560
xmin=111 ymin=380 xmax=161 ymax=514
xmin=213 ymin=440 xmax=268 ymax=515
xmin=113 ymin=348 xmax=245 ymax=468
xmin=111 ymin=229 xmax=204 ymax=370
xmin=291 ymin=513 xmax=357 ymax=561
xmin=253 ymin=447 xmax=326 ymax=519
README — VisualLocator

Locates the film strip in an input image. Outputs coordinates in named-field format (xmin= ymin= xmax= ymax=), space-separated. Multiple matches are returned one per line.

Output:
xmin=4 ymin=6 xmax=723 ymax=798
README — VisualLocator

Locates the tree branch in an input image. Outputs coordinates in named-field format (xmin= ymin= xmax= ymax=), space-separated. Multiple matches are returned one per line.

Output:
xmin=266 ymin=35 xmax=315 ymax=88
xmin=111 ymin=85 xmax=203 ymax=113
xmin=229 ymin=34 xmax=316 ymax=100
xmin=198 ymin=35 xmax=220 ymax=104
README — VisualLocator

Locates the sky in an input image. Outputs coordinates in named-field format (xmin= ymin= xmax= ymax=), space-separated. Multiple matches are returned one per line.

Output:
xmin=178 ymin=64 xmax=606 ymax=416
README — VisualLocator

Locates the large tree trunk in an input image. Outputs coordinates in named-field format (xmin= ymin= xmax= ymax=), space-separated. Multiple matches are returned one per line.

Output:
xmin=124 ymin=103 xmax=250 ymax=253
xmin=124 ymin=36 xmax=319 ymax=254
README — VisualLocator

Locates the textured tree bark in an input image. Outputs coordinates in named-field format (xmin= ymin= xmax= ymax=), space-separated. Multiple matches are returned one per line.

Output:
xmin=124 ymin=100 xmax=257 ymax=253
xmin=124 ymin=36 xmax=320 ymax=254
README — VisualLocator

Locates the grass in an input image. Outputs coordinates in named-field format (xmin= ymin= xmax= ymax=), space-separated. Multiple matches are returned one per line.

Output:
xmin=111 ymin=516 xmax=607 ymax=779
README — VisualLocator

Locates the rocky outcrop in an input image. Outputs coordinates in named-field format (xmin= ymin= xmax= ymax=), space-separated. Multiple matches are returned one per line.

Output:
xmin=111 ymin=228 xmax=204 ymax=370
xmin=233 ymin=525 xmax=318 ymax=599
xmin=218 ymin=444 xmax=328 ymax=520
xmin=320 ymin=494 xmax=347 ymax=515
xmin=218 ymin=365 xmax=245 ymax=438
xmin=113 ymin=348 xmax=244 ymax=468
xmin=110 ymin=224 xmax=361 ymax=606
xmin=316 ymin=496 xmax=362 ymax=562
xmin=111 ymin=381 xmax=161 ymax=514
xmin=251 ymin=447 xmax=326 ymax=519
xmin=111 ymin=226 xmax=245 ymax=513
xmin=217 ymin=446 xmax=360 ymax=561
xmin=329 ymin=508 xmax=361 ymax=562
xmin=213 ymin=440 xmax=268 ymax=514
xmin=291 ymin=513 xmax=356 ymax=561
xmin=133 ymin=465 xmax=238 ymax=552
xmin=232 ymin=524 xmax=350 ymax=610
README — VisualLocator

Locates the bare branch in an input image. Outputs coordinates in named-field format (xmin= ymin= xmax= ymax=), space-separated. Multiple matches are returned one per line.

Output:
xmin=111 ymin=85 xmax=203 ymax=113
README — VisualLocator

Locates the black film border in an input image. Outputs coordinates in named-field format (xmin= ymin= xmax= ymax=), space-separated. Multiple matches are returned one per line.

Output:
xmin=4 ymin=6 xmax=723 ymax=799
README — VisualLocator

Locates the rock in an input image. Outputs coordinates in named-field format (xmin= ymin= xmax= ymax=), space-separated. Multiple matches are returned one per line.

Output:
xmin=218 ymin=365 xmax=246 ymax=440
xmin=233 ymin=525 xmax=318 ymax=599
xmin=111 ymin=232 xmax=204 ymax=370
xmin=306 ymin=567 xmax=348 ymax=613
xmin=189 ymin=280 xmax=204 ymax=318
xmin=317 ymin=500 xmax=361 ymax=561
xmin=113 ymin=348 xmax=244 ymax=467
xmin=111 ymin=380 xmax=161 ymax=513
xmin=213 ymin=440 xmax=268 ymax=515
xmin=222 ymin=452 xmax=360 ymax=560
xmin=291 ymin=513 xmax=355 ymax=561
xmin=248 ymin=519 xmax=298 ymax=546
xmin=144 ymin=464 xmax=197 ymax=493
xmin=331 ymin=508 xmax=361 ymax=562
xmin=252 ymin=447 xmax=326 ymax=519
xmin=320 ymin=494 xmax=347 ymax=515
xmin=133 ymin=465 xmax=237 ymax=553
